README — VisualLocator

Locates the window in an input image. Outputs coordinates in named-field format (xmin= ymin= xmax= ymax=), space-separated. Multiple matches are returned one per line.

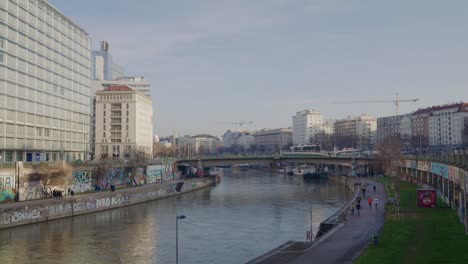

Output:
xmin=44 ymin=128 xmax=50 ymax=137
xmin=0 ymin=38 xmax=4 ymax=49
xmin=0 ymin=52 xmax=4 ymax=63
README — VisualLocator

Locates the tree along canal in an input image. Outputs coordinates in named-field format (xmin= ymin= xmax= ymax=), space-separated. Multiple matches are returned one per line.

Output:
xmin=0 ymin=169 xmax=352 ymax=264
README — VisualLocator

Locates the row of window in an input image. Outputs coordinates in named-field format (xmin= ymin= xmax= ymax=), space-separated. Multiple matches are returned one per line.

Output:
xmin=2 ymin=1 xmax=90 ymax=55
xmin=0 ymin=109 xmax=90 ymax=131
xmin=0 ymin=137 xmax=87 ymax=151
xmin=0 ymin=123 xmax=88 ymax=141
xmin=2 ymin=47 xmax=90 ymax=87
xmin=98 ymin=94 xmax=134 ymax=101
xmin=0 ymin=94 xmax=92 ymax=123
xmin=0 ymin=70 xmax=91 ymax=104
xmin=0 ymin=20 xmax=90 ymax=72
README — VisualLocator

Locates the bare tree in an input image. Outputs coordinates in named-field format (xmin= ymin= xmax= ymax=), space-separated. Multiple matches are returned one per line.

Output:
xmin=376 ymin=135 xmax=403 ymax=220
xmin=35 ymin=161 xmax=73 ymax=197
xmin=95 ymin=158 xmax=112 ymax=190
xmin=126 ymin=151 xmax=148 ymax=186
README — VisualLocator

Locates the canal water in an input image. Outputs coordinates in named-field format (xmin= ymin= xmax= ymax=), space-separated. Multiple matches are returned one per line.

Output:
xmin=0 ymin=169 xmax=351 ymax=264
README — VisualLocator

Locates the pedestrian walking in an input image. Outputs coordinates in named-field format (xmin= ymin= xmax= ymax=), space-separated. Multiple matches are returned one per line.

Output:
xmin=356 ymin=202 xmax=361 ymax=215
xmin=373 ymin=185 xmax=376 ymax=195
xmin=374 ymin=198 xmax=379 ymax=209
xmin=351 ymin=203 xmax=355 ymax=216
xmin=362 ymin=186 xmax=366 ymax=196
xmin=357 ymin=196 xmax=361 ymax=204
xmin=367 ymin=197 xmax=372 ymax=208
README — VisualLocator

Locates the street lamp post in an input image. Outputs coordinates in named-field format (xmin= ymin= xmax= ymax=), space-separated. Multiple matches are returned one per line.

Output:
xmin=176 ymin=215 xmax=186 ymax=264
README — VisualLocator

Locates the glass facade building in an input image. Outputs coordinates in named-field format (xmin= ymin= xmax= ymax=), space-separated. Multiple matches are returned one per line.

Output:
xmin=0 ymin=0 xmax=92 ymax=162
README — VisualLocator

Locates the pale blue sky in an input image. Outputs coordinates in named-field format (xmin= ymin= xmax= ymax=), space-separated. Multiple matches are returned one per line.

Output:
xmin=49 ymin=0 xmax=468 ymax=136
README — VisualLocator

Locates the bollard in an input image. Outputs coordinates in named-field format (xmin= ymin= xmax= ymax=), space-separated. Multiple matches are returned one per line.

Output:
xmin=371 ymin=233 xmax=379 ymax=245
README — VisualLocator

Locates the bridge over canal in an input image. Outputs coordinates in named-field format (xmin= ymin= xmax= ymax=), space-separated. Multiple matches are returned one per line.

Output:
xmin=176 ymin=154 xmax=380 ymax=176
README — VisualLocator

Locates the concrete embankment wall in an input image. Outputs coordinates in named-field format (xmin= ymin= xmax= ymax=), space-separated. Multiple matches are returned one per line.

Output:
xmin=315 ymin=175 xmax=359 ymax=239
xmin=0 ymin=178 xmax=215 ymax=230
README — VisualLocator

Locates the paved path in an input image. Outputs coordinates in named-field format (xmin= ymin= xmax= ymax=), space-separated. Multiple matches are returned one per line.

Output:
xmin=289 ymin=179 xmax=386 ymax=264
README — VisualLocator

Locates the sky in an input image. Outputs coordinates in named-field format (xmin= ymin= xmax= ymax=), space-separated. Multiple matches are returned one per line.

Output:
xmin=49 ymin=0 xmax=468 ymax=137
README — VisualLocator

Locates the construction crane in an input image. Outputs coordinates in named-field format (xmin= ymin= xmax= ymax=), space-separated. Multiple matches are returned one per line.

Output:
xmin=216 ymin=121 xmax=254 ymax=127
xmin=333 ymin=94 xmax=419 ymax=115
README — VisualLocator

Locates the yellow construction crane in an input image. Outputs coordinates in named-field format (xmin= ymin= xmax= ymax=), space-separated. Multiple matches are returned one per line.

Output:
xmin=333 ymin=94 xmax=419 ymax=115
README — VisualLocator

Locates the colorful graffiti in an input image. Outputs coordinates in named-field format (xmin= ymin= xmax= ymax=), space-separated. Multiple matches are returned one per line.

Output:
xmin=107 ymin=167 xmax=127 ymax=187
xmin=135 ymin=168 xmax=145 ymax=185
xmin=402 ymin=160 xmax=468 ymax=186
xmin=70 ymin=170 xmax=94 ymax=193
xmin=430 ymin=162 xmax=449 ymax=179
xmin=0 ymin=173 xmax=16 ymax=203
xmin=146 ymin=165 xmax=165 ymax=184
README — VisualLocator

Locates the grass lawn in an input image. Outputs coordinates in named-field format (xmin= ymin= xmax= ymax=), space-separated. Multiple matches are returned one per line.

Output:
xmin=355 ymin=179 xmax=468 ymax=264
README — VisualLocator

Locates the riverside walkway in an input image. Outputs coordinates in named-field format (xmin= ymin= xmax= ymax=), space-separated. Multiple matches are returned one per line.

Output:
xmin=256 ymin=180 xmax=386 ymax=264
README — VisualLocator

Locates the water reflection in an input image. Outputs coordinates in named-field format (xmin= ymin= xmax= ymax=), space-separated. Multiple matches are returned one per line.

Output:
xmin=0 ymin=170 xmax=351 ymax=264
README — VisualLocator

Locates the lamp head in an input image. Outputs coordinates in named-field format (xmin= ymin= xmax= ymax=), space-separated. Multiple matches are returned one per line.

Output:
xmin=177 ymin=215 xmax=186 ymax=220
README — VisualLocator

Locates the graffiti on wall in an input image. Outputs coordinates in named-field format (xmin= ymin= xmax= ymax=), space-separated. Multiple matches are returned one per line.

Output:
xmin=417 ymin=160 xmax=431 ymax=172
xmin=0 ymin=173 xmax=16 ymax=203
xmin=430 ymin=162 xmax=449 ymax=179
xmin=135 ymin=168 xmax=145 ymax=185
xmin=70 ymin=170 xmax=94 ymax=193
xmin=448 ymin=166 xmax=460 ymax=185
xmin=107 ymin=168 xmax=127 ymax=187
xmin=3 ymin=209 xmax=40 ymax=224
xmin=20 ymin=182 xmax=44 ymax=201
xmin=146 ymin=165 xmax=165 ymax=184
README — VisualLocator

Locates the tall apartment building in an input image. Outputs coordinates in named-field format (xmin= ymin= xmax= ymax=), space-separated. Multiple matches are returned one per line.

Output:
xmin=376 ymin=115 xmax=404 ymax=143
xmin=292 ymin=110 xmax=323 ymax=146
xmin=93 ymin=76 xmax=150 ymax=97
xmin=428 ymin=103 xmax=468 ymax=150
xmin=253 ymin=128 xmax=292 ymax=151
xmin=376 ymin=114 xmax=413 ymax=150
xmin=0 ymin=0 xmax=92 ymax=162
xmin=334 ymin=114 xmax=376 ymax=150
xmin=95 ymin=86 xmax=153 ymax=159
xmin=411 ymin=108 xmax=431 ymax=150
xmin=91 ymin=40 xmax=125 ymax=81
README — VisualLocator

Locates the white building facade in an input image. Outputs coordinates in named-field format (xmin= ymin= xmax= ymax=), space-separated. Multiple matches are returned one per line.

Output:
xmin=292 ymin=110 xmax=323 ymax=146
xmin=0 ymin=0 xmax=92 ymax=162
xmin=95 ymin=86 xmax=153 ymax=159
xmin=429 ymin=103 xmax=468 ymax=150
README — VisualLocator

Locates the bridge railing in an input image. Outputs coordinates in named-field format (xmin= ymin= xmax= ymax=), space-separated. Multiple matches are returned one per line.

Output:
xmin=404 ymin=154 xmax=468 ymax=169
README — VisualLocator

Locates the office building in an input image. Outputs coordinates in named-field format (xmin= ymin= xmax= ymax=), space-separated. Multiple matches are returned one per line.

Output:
xmin=0 ymin=0 xmax=92 ymax=161
xmin=91 ymin=40 xmax=125 ymax=81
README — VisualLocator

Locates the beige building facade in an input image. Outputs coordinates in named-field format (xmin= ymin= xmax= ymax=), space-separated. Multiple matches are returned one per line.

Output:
xmin=253 ymin=128 xmax=292 ymax=151
xmin=95 ymin=86 xmax=153 ymax=159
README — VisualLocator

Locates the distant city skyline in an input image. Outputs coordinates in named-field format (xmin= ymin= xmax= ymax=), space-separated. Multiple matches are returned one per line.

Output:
xmin=50 ymin=0 xmax=468 ymax=136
